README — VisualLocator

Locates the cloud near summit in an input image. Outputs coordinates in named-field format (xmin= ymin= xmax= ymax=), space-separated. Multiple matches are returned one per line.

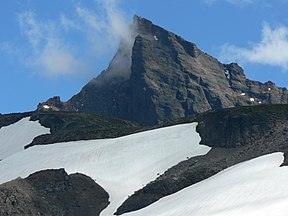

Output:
xmin=10 ymin=0 xmax=132 ymax=78
xmin=220 ymin=23 xmax=288 ymax=70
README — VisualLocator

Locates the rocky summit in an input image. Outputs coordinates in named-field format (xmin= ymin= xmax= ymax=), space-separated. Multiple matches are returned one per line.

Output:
xmin=39 ymin=15 xmax=288 ymax=125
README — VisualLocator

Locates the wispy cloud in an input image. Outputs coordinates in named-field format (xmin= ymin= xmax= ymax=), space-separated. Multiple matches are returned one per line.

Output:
xmin=17 ymin=11 xmax=88 ymax=77
xmin=219 ymin=23 xmax=288 ymax=70
xmin=2 ymin=0 xmax=132 ymax=78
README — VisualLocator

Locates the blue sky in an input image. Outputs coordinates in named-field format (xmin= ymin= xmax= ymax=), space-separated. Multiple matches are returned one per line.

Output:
xmin=1 ymin=0 xmax=288 ymax=114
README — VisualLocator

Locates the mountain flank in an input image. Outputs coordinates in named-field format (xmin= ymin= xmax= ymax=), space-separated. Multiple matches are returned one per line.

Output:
xmin=40 ymin=15 xmax=288 ymax=125
xmin=115 ymin=104 xmax=288 ymax=214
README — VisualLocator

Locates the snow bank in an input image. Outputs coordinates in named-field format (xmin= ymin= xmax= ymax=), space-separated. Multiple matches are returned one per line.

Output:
xmin=123 ymin=152 xmax=288 ymax=216
xmin=0 ymin=117 xmax=50 ymax=160
xmin=0 ymin=123 xmax=210 ymax=216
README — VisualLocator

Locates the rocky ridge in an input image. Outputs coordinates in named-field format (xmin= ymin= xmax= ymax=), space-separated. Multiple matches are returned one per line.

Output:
xmin=0 ymin=111 xmax=143 ymax=148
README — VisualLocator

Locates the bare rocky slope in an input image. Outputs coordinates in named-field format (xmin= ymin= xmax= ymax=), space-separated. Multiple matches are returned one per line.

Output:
xmin=0 ymin=169 xmax=109 ymax=216
xmin=40 ymin=16 xmax=288 ymax=125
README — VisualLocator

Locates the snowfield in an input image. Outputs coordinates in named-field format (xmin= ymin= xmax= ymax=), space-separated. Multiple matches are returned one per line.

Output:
xmin=0 ymin=117 xmax=50 ymax=160
xmin=0 ymin=123 xmax=210 ymax=216
xmin=124 ymin=152 xmax=288 ymax=216
xmin=2 ymin=120 xmax=286 ymax=216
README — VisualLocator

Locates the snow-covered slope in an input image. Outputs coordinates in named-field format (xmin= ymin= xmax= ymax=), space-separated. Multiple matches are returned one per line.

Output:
xmin=0 ymin=117 xmax=50 ymax=160
xmin=0 ymin=123 xmax=210 ymax=216
xmin=123 ymin=152 xmax=288 ymax=216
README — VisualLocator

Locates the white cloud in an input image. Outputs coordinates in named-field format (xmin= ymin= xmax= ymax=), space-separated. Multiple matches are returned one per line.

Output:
xmin=38 ymin=41 xmax=89 ymax=76
xmin=17 ymin=11 xmax=89 ymax=77
xmin=73 ymin=0 xmax=134 ymax=53
xmin=4 ymin=0 xmax=132 ymax=78
xmin=220 ymin=24 xmax=288 ymax=70
xmin=99 ymin=0 xmax=133 ymax=44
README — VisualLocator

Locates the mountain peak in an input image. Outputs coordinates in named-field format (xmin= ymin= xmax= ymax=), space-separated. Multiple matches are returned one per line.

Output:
xmin=39 ymin=16 xmax=288 ymax=125
xmin=133 ymin=15 xmax=154 ymax=33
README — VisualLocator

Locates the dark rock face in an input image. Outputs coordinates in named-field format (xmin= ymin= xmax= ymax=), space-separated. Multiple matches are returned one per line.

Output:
xmin=196 ymin=106 xmax=272 ymax=148
xmin=0 ymin=169 xmax=109 ymax=216
xmin=0 ymin=112 xmax=32 ymax=129
xmin=40 ymin=16 xmax=288 ymax=125
xmin=26 ymin=111 xmax=143 ymax=148
xmin=115 ymin=104 xmax=288 ymax=215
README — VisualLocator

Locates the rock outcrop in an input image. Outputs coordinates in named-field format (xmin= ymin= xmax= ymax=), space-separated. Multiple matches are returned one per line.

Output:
xmin=37 ymin=96 xmax=64 ymax=111
xmin=41 ymin=16 xmax=288 ymax=125
xmin=0 ymin=169 xmax=109 ymax=216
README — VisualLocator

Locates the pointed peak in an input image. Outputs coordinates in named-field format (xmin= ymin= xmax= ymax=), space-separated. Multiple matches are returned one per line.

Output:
xmin=133 ymin=15 xmax=156 ymax=35
xmin=133 ymin=15 xmax=151 ymax=25
xmin=133 ymin=15 xmax=167 ymax=37
xmin=133 ymin=14 xmax=141 ymax=23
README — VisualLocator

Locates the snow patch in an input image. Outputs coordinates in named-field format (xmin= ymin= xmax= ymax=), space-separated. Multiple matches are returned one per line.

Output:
xmin=43 ymin=105 xmax=50 ymax=109
xmin=124 ymin=153 xmax=288 ymax=216
xmin=250 ymin=97 xmax=255 ymax=102
xmin=0 ymin=117 xmax=50 ymax=159
xmin=153 ymin=35 xmax=159 ymax=41
xmin=240 ymin=93 xmax=246 ymax=96
xmin=224 ymin=69 xmax=230 ymax=79
xmin=0 ymin=123 xmax=210 ymax=216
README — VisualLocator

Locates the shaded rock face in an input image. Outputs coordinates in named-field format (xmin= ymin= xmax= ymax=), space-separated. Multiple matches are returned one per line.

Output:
xmin=0 ymin=169 xmax=109 ymax=216
xmin=42 ymin=16 xmax=288 ymax=125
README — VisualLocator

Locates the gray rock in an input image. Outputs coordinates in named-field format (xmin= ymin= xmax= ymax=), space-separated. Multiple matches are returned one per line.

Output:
xmin=40 ymin=16 xmax=288 ymax=125
xmin=0 ymin=169 xmax=109 ymax=216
